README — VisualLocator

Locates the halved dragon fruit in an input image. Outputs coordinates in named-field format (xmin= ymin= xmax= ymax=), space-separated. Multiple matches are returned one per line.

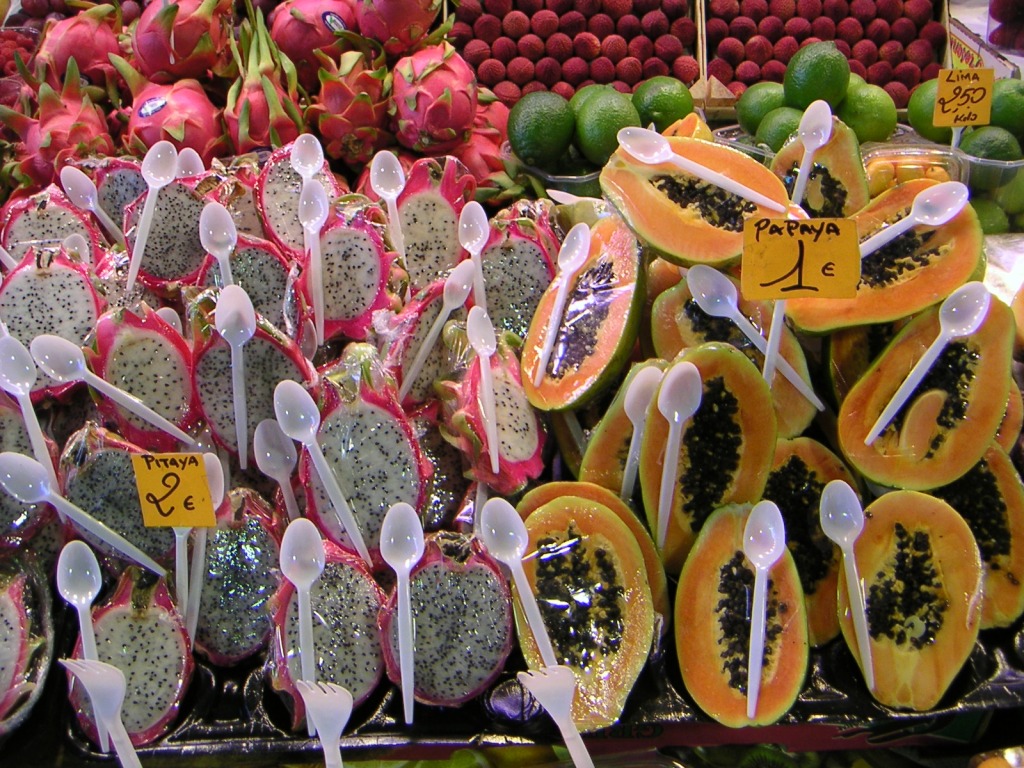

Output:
xmin=196 ymin=232 xmax=293 ymax=327
xmin=193 ymin=488 xmax=283 ymax=667
xmin=0 ymin=392 xmax=57 ymax=548
xmin=267 ymin=539 xmax=385 ymax=730
xmin=0 ymin=573 xmax=38 ymax=721
xmin=379 ymin=531 xmax=512 ymax=706
xmin=85 ymin=304 xmax=199 ymax=451
xmin=409 ymin=402 xmax=469 ymax=531
xmin=301 ymin=344 xmax=431 ymax=559
xmin=74 ymin=157 xmax=147 ymax=242
xmin=1 ymin=185 xmax=105 ymax=264
xmin=207 ymin=158 xmax=265 ymax=239
xmin=69 ymin=567 xmax=193 ymax=747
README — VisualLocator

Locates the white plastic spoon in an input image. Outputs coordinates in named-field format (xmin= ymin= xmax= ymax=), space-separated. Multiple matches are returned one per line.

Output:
xmin=57 ymin=540 xmax=109 ymax=752
xmin=200 ymin=201 xmax=238 ymax=287
xmin=479 ymin=497 xmax=558 ymax=668
xmin=0 ymin=243 xmax=16 ymax=270
xmin=819 ymin=479 xmax=873 ymax=690
xmin=273 ymin=380 xmax=372 ymax=565
xmin=397 ymin=260 xmax=475 ymax=403
xmin=655 ymin=362 xmax=703 ymax=551
xmin=172 ymin=523 xmax=191 ymax=623
xmin=617 ymin=127 xmax=788 ymax=213
xmin=686 ymin=265 xmax=824 ymax=411
xmin=30 ymin=334 xmax=196 ymax=447
xmin=858 ymin=181 xmax=969 ymax=259
xmin=185 ymin=452 xmax=223 ymax=645
xmin=299 ymin=179 xmax=330 ymax=346
xmin=864 ymin=281 xmax=991 ymax=445
xmin=215 ymin=286 xmax=257 ymax=469
xmin=742 ymin=499 xmax=786 ymax=721
xmin=467 ymin=307 xmax=500 ymax=476
xmin=296 ymin=680 xmax=352 ymax=768
xmin=126 ymin=140 xmax=178 ymax=295
xmin=459 ymin=201 xmax=490 ymax=310
xmin=379 ymin=501 xmax=425 ymax=725
xmin=176 ymin=147 xmax=205 ymax=178
xmin=155 ymin=307 xmax=183 ymax=336
xmin=290 ymin=133 xmax=325 ymax=182
xmin=254 ymin=419 xmax=300 ymax=521
xmin=518 ymin=666 xmax=594 ymax=768
xmin=0 ymin=334 xmax=60 ymax=491
xmin=60 ymin=165 xmax=126 ymax=248
xmin=533 ymin=223 xmax=591 ymax=388
xmin=0 ymin=452 xmax=166 ymax=575
xmin=63 ymin=233 xmax=91 ymax=266
xmin=60 ymin=659 xmax=141 ymax=768
xmin=370 ymin=150 xmax=407 ymax=260
xmin=620 ymin=366 xmax=665 ymax=502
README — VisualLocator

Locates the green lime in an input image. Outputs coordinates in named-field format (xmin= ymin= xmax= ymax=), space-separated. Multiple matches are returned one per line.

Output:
xmin=574 ymin=89 xmax=641 ymax=167
xmin=755 ymin=106 xmax=803 ymax=153
xmin=846 ymin=72 xmax=866 ymax=92
xmin=569 ymin=83 xmax=615 ymax=119
xmin=970 ymin=198 xmax=1010 ymax=235
xmin=508 ymin=91 xmax=576 ymax=170
xmin=632 ymin=76 xmax=694 ymax=133
xmin=836 ymin=83 xmax=897 ymax=143
xmin=1014 ymin=210 xmax=1024 ymax=231
xmin=991 ymin=78 xmax=1024 ymax=140
xmin=783 ymin=41 xmax=850 ymax=110
xmin=960 ymin=125 xmax=1023 ymax=191
xmin=907 ymin=79 xmax=952 ymax=144
xmin=995 ymin=170 xmax=1024 ymax=215
xmin=736 ymin=81 xmax=787 ymax=136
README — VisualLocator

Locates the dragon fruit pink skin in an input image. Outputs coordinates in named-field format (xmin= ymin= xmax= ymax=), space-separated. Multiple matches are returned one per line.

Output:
xmin=131 ymin=0 xmax=232 ymax=83
xmin=390 ymin=42 xmax=479 ymax=154
xmin=0 ymin=574 xmax=35 ymax=722
xmin=453 ymin=100 xmax=513 ymax=201
xmin=69 ymin=568 xmax=193 ymax=747
xmin=356 ymin=0 xmax=441 ymax=57
xmin=1 ymin=184 xmax=105 ymax=264
xmin=33 ymin=4 xmax=122 ymax=89
xmin=269 ymin=0 xmax=359 ymax=91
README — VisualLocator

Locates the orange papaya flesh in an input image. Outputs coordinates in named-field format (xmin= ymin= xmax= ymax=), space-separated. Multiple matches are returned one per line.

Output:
xmin=600 ymin=136 xmax=791 ymax=267
xmin=663 ymin=113 xmax=715 ymax=141
xmin=838 ymin=294 xmax=1013 ymax=490
xmin=826 ymin=321 xmax=904 ymax=406
xmin=996 ymin=376 xmax=1023 ymax=454
xmin=837 ymin=491 xmax=982 ymax=711
xmin=675 ymin=504 xmax=809 ymax=728
xmin=787 ymin=179 xmax=985 ymax=334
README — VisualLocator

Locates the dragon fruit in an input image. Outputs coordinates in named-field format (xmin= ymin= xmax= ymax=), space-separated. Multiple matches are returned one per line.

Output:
xmin=437 ymin=327 xmax=546 ymax=495
xmin=391 ymin=43 xmax=478 ymax=154
xmin=207 ymin=159 xmax=265 ymax=239
xmin=268 ymin=539 xmax=385 ymax=730
xmin=453 ymin=100 xmax=514 ymax=203
xmin=0 ymin=394 xmax=55 ymax=547
xmin=131 ymin=0 xmax=232 ymax=83
xmin=197 ymin=232 xmax=292 ymax=326
xmin=0 ymin=573 xmax=39 ymax=722
xmin=193 ymin=488 xmax=283 ymax=667
xmin=1 ymin=184 xmax=105 ymax=263
xmin=32 ymin=4 xmax=122 ymax=90
xmin=85 ymin=304 xmax=199 ymax=451
xmin=410 ymin=403 xmax=469 ymax=531
xmin=379 ymin=531 xmax=512 ymax=706
xmin=356 ymin=0 xmax=441 ymax=57
xmin=353 ymin=148 xmax=417 ymax=199
xmin=69 ymin=567 xmax=193 ymax=746
xmin=301 ymin=344 xmax=431 ymax=559
xmin=306 ymin=48 xmax=392 ymax=169
xmin=269 ymin=0 xmax=359 ymax=91
xmin=76 ymin=157 xmax=147 ymax=240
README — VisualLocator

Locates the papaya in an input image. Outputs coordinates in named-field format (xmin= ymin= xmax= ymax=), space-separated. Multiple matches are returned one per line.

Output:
xmin=675 ymin=504 xmax=809 ymax=728
xmin=838 ymin=293 xmax=1014 ymax=490
xmin=826 ymin=321 xmax=903 ymax=406
xmin=787 ymin=179 xmax=985 ymax=333
xmin=517 ymin=482 xmax=669 ymax=633
xmin=663 ymin=113 xmax=715 ymax=141
xmin=1011 ymin=283 xmax=1024 ymax=360
xmin=639 ymin=345 xmax=777 ymax=572
xmin=837 ymin=491 xmax=982 ymax=711
xmin=520 ymin=496 xmax=654 ymax=732
xmin=996 ymin=377 xmax=1023 ymax=454
xmin=600 ymin=136 xmax=791 ymax=267
xmin=770 ymin=117 xmax=870 ymax=218
xmin=522 ymin=210 xmax=646 ymax=411
xmin=649 ymin=276 xmax=816 ymax=439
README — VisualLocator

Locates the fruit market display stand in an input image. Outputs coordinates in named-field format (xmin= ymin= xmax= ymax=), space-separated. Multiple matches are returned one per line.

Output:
xmin=950 ymin=0 xmax=1024 ymax=70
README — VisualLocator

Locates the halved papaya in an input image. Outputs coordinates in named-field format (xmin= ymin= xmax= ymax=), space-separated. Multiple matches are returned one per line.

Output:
xmin=838 ymin=293 xmax=1013 ymax=490
xmin=521 ymin=496 xmax=654 ymax=732
xmin=826 ymin=321 xmax=903 ymax=406
xmin=996 ymin=377 xmax=1023 ymax=454
xmin=639 ymin=344 xmax=778 ymax=572
xmin=663 ymin=113 xmax=715 ymax=141
xmin=600 ymin=136 xmax=791 ymax=267
xmin=787 ymin=179 xmax=985 ymax=333
xmin=517 ymin=482 xmax=669 ymax=633
xmin=522 ymin=211 xmax=646 ymax=411
xmin=837 ymin=491 xmax=982 ymax=711
xmin=675 ymin=504 xmax=808 ymax=728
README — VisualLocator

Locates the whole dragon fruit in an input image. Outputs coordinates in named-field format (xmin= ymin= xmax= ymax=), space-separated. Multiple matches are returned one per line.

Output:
xmin=131 ymin=0 xmax=232 ymax=83
xmin=453 ymin=99 xmax=513 ymax=203
xmin=356 ymin=0 xmax=441 ymax=57
xmin=390 ymin=42 xmax=478 ymax=154
xmin=306 ymin=48 xmax=392 ymax=168
xmin=379 ymin=531 xmax=513 ymax=706
xmin=269 ymin=0 xmax=359 ymax=90
xmin=32 ymin=4 xmax=122 ymax=90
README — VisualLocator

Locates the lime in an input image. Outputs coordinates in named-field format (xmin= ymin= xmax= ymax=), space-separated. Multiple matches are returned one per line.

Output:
xmin=783 ymin=41 xmax=850 ymax=110
xmin=574 ymin=89 xmax=641 ymax=167
xmin=836 ymin=83 xmax=898 ymax=143
xmin=736 ymin=81 xmax=787 ymax=136
xmin=990 ymin=78 xmax=1024 ymax=140
xmin=907 ymin=79 xmax=953 ymax=144
xmin=960 ymin=125 xmax=1023 ymax=191
xmin=755 ymin=106 xmax=803 ymax=153
xmin=995 ymin=170 xmax=1024 ymax=215
xmin=970 ymin=198 xmax=1010 ymax=235
xmin=846 ymin=72 xmax=866 ymax=92
xmin=570 ymin=84 xmax=615 ymax=119
xmin=508 ymin=91 xmax=576 ymax=170
xmin=632 ymin=76 xmax=694 ymax=133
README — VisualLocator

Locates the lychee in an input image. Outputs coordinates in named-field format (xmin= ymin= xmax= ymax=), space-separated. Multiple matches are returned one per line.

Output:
xmin=508 ymin=56 xmax=535 ymax=84
xmin=534 ymin=56 xmax=562 ymax=85
xmin=575 ymin=33 xmax=602 ymax=60
xmin=452 ymin=21 xmax=474 ymax=46
xmin=717 ymin=36 xmax=746 ymax=64
xmin=484 ymin=0 xmax=512 ymax=15
xmin=493 ymin=80 xmax=521 ymax=105
xmin=889 ymin=16 xmax=917 ymax=44
xmin=785 ymin=16 xmax=812 ymax=39
xmin=643 ymin=57 xmax=670 ymax=77
xmin=892 ymin=60 xmax=921 ymax=87
xmin=562 ymin=56 xmax=589 ymax=84
xmin=741 ymin=0 xmax=769 ymax=21
xmin=463 ymin=39 xmax=491 ymax=66
xmin=517 ymin=33 xmax=544 ymax=59
xmin=521 ymin=81 xmax=547 ymax=95
xmin=617 ymin=13 xmax=643 ymax=37
xmin=866 ymin=59 xmax=893 ymax=85
xmin=616 ymin=55 xmax=643 ymax=83
xmin=758 ymin=16 xmax=785 ymax=41
xmin=473 ymin=14 xmax=503 ymax=43
xmin=706 ymin=17 xmax=731 ymax=46
xmin=769 ymin=0 xmax=796 ymax=20
xmin=849 ymin=0 xmax=875 ymax=23
xmin=834 ymin=39 xmax=851 ymax=55
xmin=575 ymin=0 xmax=602 ymax=14
xmin=800 ymin=36 xmax=824 ymax=47
xmin=849 ymin=58 xmax=867 ymax=77
xmin=628 ymin=35 xmax=654 ymax=58
xmin=492 ymin=36 xmax=517 ymax=62
xmin=835 ymin=16 xmax=862 ymax=46
xmin=559 ymin=10 xmax=587 ymax=36
xmin=852 ymin=38 xmax=878 ymax=65
xmin=520 ymin=0 xmax=544 ymax=12
xmin=875 ymin=0 xmax=902 ymax=23
xmin=477 ymin=58 xmax=506 ymax=86
xmin=552 ymin=81 xmax=575 ymax=99
xmin=902 ymin=0 xmax=932 ymax=26
xmin=823 ymin=0 xmax=848 ymax=20
xmin=745 ymin=34 xmax=775 ymax=63
xmin=707 ymin=56 xmax=735 ymax=83
xmin=919 ymin=20 xmax=947 ymax=50
xmin=728 ymin=81 xmax=748 ymax=96
xmin=663 ymin=0 xmax=689 ymax=18
xmin=546 ymin=32 xmax=574 ymax=60
xmin=531 ymin=10 xmax=560 ymax=37
xmin=761 ymin=59 xmax=787 ymax=80
xmin=795 ymin=0 xmax=822 ymax=18
xmin=588 ymin=13 xmax=616 ymax=36
xmin=736 ymin=60 xmax=762 ymax=82
xmin=633 ymin=0 xmax=660 ymax=13
xmin=603 ymin=34 xmax=629 ymax=61
xmin=673 ymin=54 xmax=700 ymax=83
xmin=921 ymin=61 xmax=940 ymax=80
xmin=590 ymin=56 xmax=617 ymax=82
xmin=710 ymin=0 xmax=741 ymax=20
xmin=654 ymin=33 xmax=683 ymax=61
xmin=730 ymin=15 xmax=758 ymax=41
xmin=865 ymin=17 xmax=891 ymax=44
xmin=905 ymin=38 xmax=934 ymax=67
xmin=773 ymin=35 xmax=800 ymax=61
xmin=883 ymin=79 xmax=909 ymax=107
xmin=546 ymin=0 xmax=572 ymax=11
xmin=642 ymin=9 xmax=670 ymax=36
xmin=672 ymin=17 xmax=699 ymax=46
xmin=604 ymin=0 xmax=635 ymax=17
xmin=456 ymin=0 xmax=482 ymax=23
xmin=878 ymin=39 xmax=904 ymax=65
xmin=811 ymin=16 xmax=836 ymax=39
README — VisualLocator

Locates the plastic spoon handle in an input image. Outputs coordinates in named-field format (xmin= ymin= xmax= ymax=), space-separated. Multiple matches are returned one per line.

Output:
xmin=307 ymin=225 xmax=325 ymax=346
xmin=297 ymin=585 xmax=315 ymax=684
xmin=533 ymin=276 xmax=574 ymax=388
xmin=728 ymin=312 xmax=824 ymax=411
xmin=858 ymin=216 xmax=916 ymax=259
xmin=621 ymin=428 xmax=644 ymax=501
xmin=185 ymin=527 xmax=206 ymax=644
xmin=656 ymin=419 xmax=683 ymax=551
xmin=0 ymin=245 xmax=16 ymax=271
xmin=173 ymin=527 xmax=190 ymax=620
xmin=126 ymin=189 xmax=160 ymax=295
xmin=509 ymin=559 xmax=559 ymax=668
xmin=398 ymin=307 xmax=451 ymax=403
xmin=561 ymin=723 xmax=596 ymax=768
xmin=305 ymin=443 xmax=372 ymax=565
xmin=762 ymin=300 xmax=786 ymax=386
xmin=470 ymin=250 xmax=487 ymax=312
xmin=280 ymin=481 xmax=300 ymax=521
xmin=863 ymin=335 xmax=947 ymax=445
xmin=790 ymin=155 xmax=815 ymax=210
xmin=385 ymin=197 xmax=404 ymax=260
xmin=478 ymin=357 xmax=500 ymax=475
xmin=83 ymin=371 xmax=196 ymax=446
xmin=746 ymin=565 xmax=769 ymax=720
xmin=14 ymin=391 xmax=59 ymax=492
xmin=108 ymin=715 xmax=143 ymax=768
xmin=666 ymin=156 xmax=788 ymax=213
xmin=229 ymin=345 xmax=248 ymax=469
xmin=396 ymin=570 xmax=414 ymax=725
xmin=841 ymin=543 xmax=875 ymax=690
xmin=74 ymin=605 xmax=108 ymax=751
xmin=50 ymin=496 xmax=166 ymax=576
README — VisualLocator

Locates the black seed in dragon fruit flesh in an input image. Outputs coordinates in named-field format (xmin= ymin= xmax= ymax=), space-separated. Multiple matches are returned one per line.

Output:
xmin=123 ymin=180 xmax=207 ymax=287
xmin=1 ymin=186 xmax=103 ymax=263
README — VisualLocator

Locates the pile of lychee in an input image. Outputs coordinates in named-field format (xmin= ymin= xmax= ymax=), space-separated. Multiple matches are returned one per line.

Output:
xmin=706 ymin=0 xmax=946 ymax=106
xmin=452 ymin=0 xmax=700 ymax=106
xmin=988 ymin=0 xmax=1024 ymax=51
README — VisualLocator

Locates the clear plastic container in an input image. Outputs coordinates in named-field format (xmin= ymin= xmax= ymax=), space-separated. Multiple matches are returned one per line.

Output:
xmin=963 ymin=152 xmax=1024 ymax=232
xmin=860 ymin=143 xmax=972 ymax=196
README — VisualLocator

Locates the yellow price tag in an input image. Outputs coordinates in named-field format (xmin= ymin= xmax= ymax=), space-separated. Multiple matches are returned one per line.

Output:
xmin=741 ymin=217 xmax=860 ymax=300
xmin=932 ymin=67 xmax=994 ymax=128
xmin=132 ymin=453 xmax=216 ymax=528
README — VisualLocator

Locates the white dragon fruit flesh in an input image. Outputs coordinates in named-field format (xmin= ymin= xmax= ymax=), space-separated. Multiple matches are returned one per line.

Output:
xmin=69 ymin=567 xmax=193 ymax=747
xmin=75 ymin=156 xmax=147 ymax=241
xmin=379 ymin=531 xmax=512 ymax=706
xmin=0 ymin=185 xmax=105 ymax=264
xmin=197 ymin=232 xmax=293 ymax=328
xmin=0 ymin=572 xmax=41 ymax=722
xmin=268 ymin=539 xmax=385 ymax=731
xmin=410 ymin=403 xmax=469 ymax=532
xmin=0 ymin=393 xmax=57 ymax=548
